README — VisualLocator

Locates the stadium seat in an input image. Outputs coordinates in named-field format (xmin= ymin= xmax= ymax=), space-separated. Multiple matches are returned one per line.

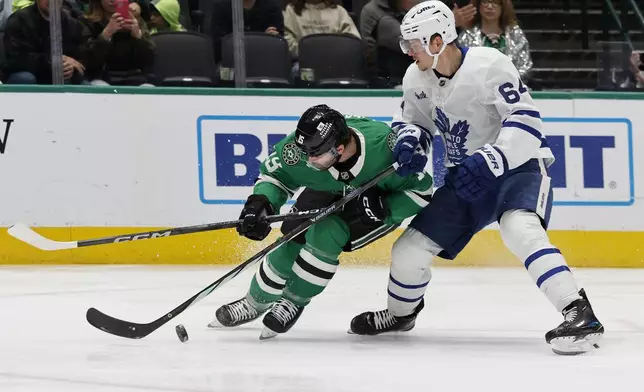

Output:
xmin=150 ymin=31 xmax=217 ymax=87
xmin=220 ymin=32 xmax=293 ymax=88
xmin=297 ymin=34 xmax=369 ymax=88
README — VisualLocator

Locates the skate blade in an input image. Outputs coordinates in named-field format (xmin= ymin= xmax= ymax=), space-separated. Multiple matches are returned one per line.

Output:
xmin=259 ymin=327 xmax=279 ymax=340
xmin=207 ymin=315 xmax=228 ymax=328
xmin=207 ymin=320 xmax=223 ymax=328
xmin=550 ymin=333 xmax=603 ymax=355
xmin=346 ymin=323 xmax=415 ymax=336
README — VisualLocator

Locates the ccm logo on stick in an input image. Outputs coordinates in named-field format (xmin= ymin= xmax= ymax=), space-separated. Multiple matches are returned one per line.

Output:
xmin=114 ymin=231 xmax=172 ymax=243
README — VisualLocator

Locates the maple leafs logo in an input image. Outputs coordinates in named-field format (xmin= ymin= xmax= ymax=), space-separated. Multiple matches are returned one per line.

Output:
xmin=433 ymin=108 xmax=470 ymax=164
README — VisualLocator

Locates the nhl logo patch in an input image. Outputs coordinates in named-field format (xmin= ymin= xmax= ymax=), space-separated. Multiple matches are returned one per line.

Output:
xmin=340 ymin=172 xmax=350 ymax=180
xmin=282 ymin=143 xmax=301 ymax=165
xmin=387 ymin=132 xmax=397 ymax=151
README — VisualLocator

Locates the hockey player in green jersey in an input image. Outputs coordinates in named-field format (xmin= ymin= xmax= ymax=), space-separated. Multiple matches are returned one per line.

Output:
xmin=208 ymin=104 xmax=433 ymax=340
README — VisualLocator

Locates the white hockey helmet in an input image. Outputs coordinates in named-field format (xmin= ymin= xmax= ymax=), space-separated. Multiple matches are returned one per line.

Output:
xmin=399 ymin=1 xmax=457 ymax=69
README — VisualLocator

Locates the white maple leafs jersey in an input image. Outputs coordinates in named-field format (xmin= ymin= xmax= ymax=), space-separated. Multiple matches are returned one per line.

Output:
xmin=392 ymin=46 xmax=554 ymax=170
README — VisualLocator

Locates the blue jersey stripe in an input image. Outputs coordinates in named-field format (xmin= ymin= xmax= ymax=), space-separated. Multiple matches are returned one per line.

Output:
xmin=512 ymin=110 xmax=541 ymax=119
xmin=502 ymin=120 xmax=542 ymax=140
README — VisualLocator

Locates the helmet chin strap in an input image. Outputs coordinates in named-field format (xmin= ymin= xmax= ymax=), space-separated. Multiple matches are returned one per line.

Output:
xmin=426 ymin=42 xmax=448 ymax=70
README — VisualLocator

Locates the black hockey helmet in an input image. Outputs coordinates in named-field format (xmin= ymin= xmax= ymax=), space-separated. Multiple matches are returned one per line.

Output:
xmin=295 ymin=104 xmax=350 ymax=157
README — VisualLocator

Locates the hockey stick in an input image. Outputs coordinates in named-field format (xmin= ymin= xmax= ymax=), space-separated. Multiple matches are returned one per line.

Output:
xmin=6 ymin=209 xmax=327 ymax=251
xmin=85 ymin=163 xmax=398 ymax=339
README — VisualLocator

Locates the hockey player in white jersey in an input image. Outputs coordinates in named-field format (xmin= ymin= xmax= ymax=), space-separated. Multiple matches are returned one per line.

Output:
xmin=348 ymin=0 xmax=604 ymax=355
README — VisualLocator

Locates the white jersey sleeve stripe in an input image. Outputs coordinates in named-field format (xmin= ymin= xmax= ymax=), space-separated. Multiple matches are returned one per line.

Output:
xmin=501 ymin=120 xmax=542 ymax=140
xmin=511 ymin=109 xmax=541 ymax=119
xmin=256 ymin=174 xmax=296 ymax=197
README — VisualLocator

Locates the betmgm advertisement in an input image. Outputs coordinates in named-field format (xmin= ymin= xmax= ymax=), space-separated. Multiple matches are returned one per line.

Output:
xmin=198 ymin=115 xmax=633 ymax=208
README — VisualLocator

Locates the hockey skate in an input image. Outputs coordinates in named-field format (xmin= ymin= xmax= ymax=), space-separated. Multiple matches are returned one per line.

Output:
xmin=208 ymin=297 xmax=269 ymax=328
xmin=259 ymin=298 xmax=304 ymax=340
xmin=348 ymin=299 xmax=424 ymax=335
xmin=545 ymin=289 xmax=604 ymax=355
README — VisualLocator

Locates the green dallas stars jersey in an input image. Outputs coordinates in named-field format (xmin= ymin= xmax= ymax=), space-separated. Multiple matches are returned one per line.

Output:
xmin=253 ymin=116 xmax=433 ymax=225
xmin=242 ymin=116 xmax=434 ymax=310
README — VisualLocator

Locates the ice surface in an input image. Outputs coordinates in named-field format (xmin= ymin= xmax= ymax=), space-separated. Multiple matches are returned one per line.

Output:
xmin=1 ymin=265 xmax=643 ymax=392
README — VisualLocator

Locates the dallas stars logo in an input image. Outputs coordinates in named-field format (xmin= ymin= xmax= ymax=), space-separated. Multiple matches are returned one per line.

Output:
xmin=281 ymin=143 xmax=301 ymax=166
xmin=387 ymin=131 xmax=397 ymax=152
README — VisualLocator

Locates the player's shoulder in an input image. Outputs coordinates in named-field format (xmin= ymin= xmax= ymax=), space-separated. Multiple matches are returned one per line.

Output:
xmin=348 ymin=115 xmax=394 ymax=137
xmin=465 ymin=46 xmax=504 ymax=60
xmin=350 ymin=122 xmax=397 ymax=157
xmin=272 ymin=131 xmax=296 ymax=152
xmin=271 ymin=132 xmax=298 ymax=160
xmin=464 ymin=46 xmax=516 ymax=74
xmin=401 ymin=63 xmax=425 ymax=91
xmin=269 ymin=132 xmax=307 ymax=168
xmin=344 ymin=114 xmax=377 ymax=127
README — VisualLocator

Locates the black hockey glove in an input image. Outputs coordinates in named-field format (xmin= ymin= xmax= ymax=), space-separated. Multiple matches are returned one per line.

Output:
xmin=237 ymin=194 xmax=275 ymax=241
xmin=339 ymin=187 xmax=389 ymax=226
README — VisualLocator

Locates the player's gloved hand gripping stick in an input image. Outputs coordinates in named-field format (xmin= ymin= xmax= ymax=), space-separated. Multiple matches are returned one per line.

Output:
xmin=82 ymin=163 xmax=398 ymax=339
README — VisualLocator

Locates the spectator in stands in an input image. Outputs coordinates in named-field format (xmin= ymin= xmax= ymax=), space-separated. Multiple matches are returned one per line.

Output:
xmin=283 ymin=0 xmax=359 ymax=59
xmin=1 ymin=0 xmax=12 ymax=31
xmin=629 ymin=51 xmax=644 ymax=88
xmin=360 ymin=0 xmax=476 ymax=88
xmin=129 ymin=0 xmax=151 ymax=22
xmin=12 ymin=0 xmax=85 ymax=17
xmin=12 ymin=0 xmax=35 ymax=11
xmin=457 ymin=0 xmax=532 ymax=80
xmin=148 ymin=0 xmax=185 ymax=33
xmin=129 ymin=0 xmax=141 ymax=17
xmin=210 ymin=0 xmax=284 ymax=63
xmin=80 ymin=0 xmax=156 ymax=85
xmin=359 ymin=0 xmax=413 ymax=88
xmin=2 ymin=0 xmax=86 ymax=84
xmin=451 ymin=1 xmax=478 ymax=28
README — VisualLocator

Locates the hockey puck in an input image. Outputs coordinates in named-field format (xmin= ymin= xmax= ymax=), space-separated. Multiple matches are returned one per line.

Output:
xmin=175 ymin=324 xmax=189 ymax=343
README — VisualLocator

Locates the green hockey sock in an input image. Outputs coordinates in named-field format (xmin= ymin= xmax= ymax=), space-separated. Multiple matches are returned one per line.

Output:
xmin=247 ymin=240 xmax=302 ymax=305
xmin=284 ymin=244 xmax=340 ymax=306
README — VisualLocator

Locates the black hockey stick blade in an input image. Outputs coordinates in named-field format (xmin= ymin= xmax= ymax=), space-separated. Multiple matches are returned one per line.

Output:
xmin=86 ymin=308 xmax=156 ymax=339
xmin=8 ymin=209 xmax=324 ymax=251
xmin=85 ymin=164 xmax=397 ymax=339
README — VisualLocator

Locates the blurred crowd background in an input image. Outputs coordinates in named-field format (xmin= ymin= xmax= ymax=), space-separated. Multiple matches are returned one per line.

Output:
xmin=0 ymin=0 xmax=642 ymax=90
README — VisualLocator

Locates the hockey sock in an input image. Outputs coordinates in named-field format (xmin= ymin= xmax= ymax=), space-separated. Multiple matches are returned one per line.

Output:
xmin=247 ymin=241 xmax=301 ymax=305
xmin=280 ymin=215 xmax=350 ymax=305
xmin=500 ymin=209 xmax=581 ymax=312
xmin=387 ymin=227 xmax=438 ymax=317
xmin=283 ymin=244 xmax=339 ymax=306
